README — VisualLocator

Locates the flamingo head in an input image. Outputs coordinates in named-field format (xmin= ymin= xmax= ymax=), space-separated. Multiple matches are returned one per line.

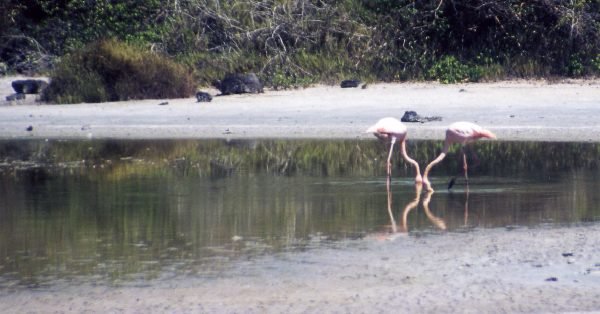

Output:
xmin=476 ymin=129 xmax=497 ymax=140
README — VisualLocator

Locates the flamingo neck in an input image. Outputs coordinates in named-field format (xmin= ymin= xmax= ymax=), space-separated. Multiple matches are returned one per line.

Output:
xmin=423 ymin=142 xmax=450 ymax=179
xmin=400 ymin=140 xmax=422 ymax=183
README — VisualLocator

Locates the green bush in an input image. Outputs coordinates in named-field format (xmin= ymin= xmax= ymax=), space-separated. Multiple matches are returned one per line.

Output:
xmin=594 ymin=54 xmax=600 ymax=73
xmin=42 ymin=39 xmax=195 ymax=104
xmin=427 ymin=56 xmax=480 ymax=84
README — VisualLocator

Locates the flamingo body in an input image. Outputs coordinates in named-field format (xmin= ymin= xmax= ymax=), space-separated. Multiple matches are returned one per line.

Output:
xmin=367 ymin=117 xmax=421 ymax=183
xmin=366 ymin=117 xmax=407 ymax=141
xmin=423 ymin=121 xmax=496 ymax=191
xmin=445 ymin=121 xmax=496 ymax=145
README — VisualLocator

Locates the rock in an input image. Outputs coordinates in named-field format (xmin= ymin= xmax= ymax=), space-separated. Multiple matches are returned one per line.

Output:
xmin=340 ymin=79 xmax=361 ymax=88
xmin=12 ymin=79 xmax=48 ymax=94
xmin=158 ymin=102 xmax=169 ymax=106
xmin=214 ymin=73 xmax=263 ymax=95
xmin=401 ymin=111 xmax=420 ymax=122
xmin=401 ymin=110 xmax=443 ymax=123
xmin=196 ymin=91 xmax=212 ymax=102
xmin=6 ymin=93 xmax=26 ymax=101
xmin=26 ymin=126 xmax=33 ymax=131
xmin=545 ymin=277 xmax=558 ymax=282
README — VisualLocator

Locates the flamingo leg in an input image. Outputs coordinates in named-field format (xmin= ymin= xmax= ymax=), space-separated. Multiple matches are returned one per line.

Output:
xmin=462 ymin=147 xmax=469 ymax=182
xmin=386 ymin=175 xmax=397 ymax=233
xmin=386 ymin=137 xmax=397 ymax=179
xmin=448 ymin=146 xmax=471 ymax=189
xmin=464 ymin=185 xmax=470 ymax=226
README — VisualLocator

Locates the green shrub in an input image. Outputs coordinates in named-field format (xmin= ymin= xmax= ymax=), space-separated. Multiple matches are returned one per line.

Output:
xmin=43 ymin=39 xmax=195 ymax=104
xmin=568 ymin=55 xmax=584 ymax=77
xmin=428 ymin=56 xmax=479 ymax=84
xmin=594 ymin=54 xmax=600 ymax=73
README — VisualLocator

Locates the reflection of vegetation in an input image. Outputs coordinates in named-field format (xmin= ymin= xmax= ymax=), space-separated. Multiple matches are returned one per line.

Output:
xmin=1 ymin=139 xmax=599 ymax=180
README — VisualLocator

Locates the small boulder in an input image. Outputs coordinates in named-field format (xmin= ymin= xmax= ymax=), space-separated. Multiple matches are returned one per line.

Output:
xmin=340 ymin=79 xmax=361 ymax=88
xmin=401 ymin=111 xmax=421 ymax=122
xmin=401 ymin=110 xmax=443 ymax=123
xmin=213 ymin=73 xmax=263 ymax=95
xmin=12 ymin=79 xmax=48 ymax=94
xmin=6 ymin=93 xmax=26 ymax=101
xmin=196 ymin=91 xmax=212 ymax=102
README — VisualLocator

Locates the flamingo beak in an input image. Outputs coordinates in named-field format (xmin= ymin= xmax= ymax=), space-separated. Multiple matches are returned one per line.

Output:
xmin=479 ymin=129 xmax=497 ymax=139
xmin=486 ymin=131 xmax=497 ymax=139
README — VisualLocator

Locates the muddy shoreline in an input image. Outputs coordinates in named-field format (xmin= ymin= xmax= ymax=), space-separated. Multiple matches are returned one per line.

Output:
xmin=1 ymin=224 xmax=599 ymax=313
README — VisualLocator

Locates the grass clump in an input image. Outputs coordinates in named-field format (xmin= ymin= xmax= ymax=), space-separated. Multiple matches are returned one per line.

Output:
xmin=43 ymin=39 xmax=195 ymax=104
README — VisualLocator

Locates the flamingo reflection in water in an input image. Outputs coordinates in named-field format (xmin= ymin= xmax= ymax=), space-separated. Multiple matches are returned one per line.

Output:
xmin=374 ymin=180 xmax=422 ymax=241
xmin=421 ymin=190 xmax=447 ymax=230
xmin=378 ymin=187 xmax=474 ymax=238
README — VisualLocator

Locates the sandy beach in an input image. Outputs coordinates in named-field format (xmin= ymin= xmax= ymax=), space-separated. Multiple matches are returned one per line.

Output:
xmin=1 ymin=76 xmax=599 ymax=142
xmin=1 ymin=76 xmax=600 ymax=313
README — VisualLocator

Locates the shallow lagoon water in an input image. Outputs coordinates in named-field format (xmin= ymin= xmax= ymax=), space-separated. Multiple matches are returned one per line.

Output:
xmin=0 ymin=139 xmax=599 ymax=291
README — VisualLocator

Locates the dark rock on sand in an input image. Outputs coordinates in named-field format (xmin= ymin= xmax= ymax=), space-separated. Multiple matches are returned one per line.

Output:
xmin=340 ymin=79 xmax=361 ymax=88
xmin=12 ymin=79 xmax=48 ymax=94
xmin=214 ymin=73 xmax=263 ymax=95
xmin=401 ymin=111 xmax=443 ymax=123
xmin=6 ymin=93 xmax=26 ymax=101
xmin=196 ymin=91 xmax=212 ymax=102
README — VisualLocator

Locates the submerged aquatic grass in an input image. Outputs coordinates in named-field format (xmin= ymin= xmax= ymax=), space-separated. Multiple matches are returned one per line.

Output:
xmin=1 ymin=139 xmax=599 ymax=180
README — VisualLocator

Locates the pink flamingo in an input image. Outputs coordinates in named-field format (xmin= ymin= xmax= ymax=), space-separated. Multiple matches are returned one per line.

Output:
xmin=423 ymin=121 xmax=496 ymax=191
xmin=366 ymin=117 xmax=422 ymax=183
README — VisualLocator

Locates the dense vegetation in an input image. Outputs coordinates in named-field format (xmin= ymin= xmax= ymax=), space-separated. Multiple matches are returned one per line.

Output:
xmin=2 ymin=0 xmax=599 ymax=89
xmin=40 ymin=39 xmax=196 ymax=103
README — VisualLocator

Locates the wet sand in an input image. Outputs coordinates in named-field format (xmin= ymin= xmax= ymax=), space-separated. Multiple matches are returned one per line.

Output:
xmin=1 ymin=76 xmax=599 ymax=142
xmin=2 ymin=224 xmax=599 ymax=313
xmin=1 ymin=77 xmax=600 ymax=312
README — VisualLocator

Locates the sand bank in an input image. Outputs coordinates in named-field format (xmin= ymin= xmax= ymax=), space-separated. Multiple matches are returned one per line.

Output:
xmin=1 ymin=77 xmax=599 ymax=142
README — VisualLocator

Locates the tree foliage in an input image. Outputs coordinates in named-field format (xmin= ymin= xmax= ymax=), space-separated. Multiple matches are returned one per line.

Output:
xmin=1 ymin=0 xmax=598 ymax=84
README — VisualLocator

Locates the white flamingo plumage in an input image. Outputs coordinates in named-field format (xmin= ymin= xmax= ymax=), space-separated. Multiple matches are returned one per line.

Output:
xmin=366 ymin=117 xmax=422 ymax=183
xmin=422 ymin=121 xmax=496 ymax=191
